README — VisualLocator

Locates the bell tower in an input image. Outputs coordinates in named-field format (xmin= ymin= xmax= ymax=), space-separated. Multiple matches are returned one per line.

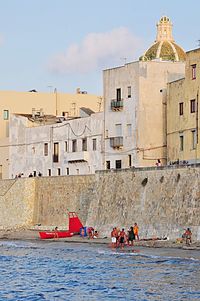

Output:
xmin=156 ymin=16 xmax=174 ymax=42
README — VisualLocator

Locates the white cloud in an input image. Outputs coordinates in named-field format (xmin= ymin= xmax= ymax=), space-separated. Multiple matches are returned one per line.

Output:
xmin=48 ymin=27 xmax=142 ymax=74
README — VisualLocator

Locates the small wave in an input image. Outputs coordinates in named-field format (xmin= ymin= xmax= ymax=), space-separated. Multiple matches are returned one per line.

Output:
xmin=0 ymin=241 xmax=39 ymax=250
xmin=100 ymin=248 xmax=200 ymax=263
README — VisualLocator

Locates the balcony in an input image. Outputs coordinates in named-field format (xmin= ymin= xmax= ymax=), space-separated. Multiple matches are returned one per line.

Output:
xmin=67 ymin=151 xmax=89 ymax=163
xmin=111 ymin=99 xmax=123 ymax=111
xmin=110 ymin=136 xmax=123 ymax=149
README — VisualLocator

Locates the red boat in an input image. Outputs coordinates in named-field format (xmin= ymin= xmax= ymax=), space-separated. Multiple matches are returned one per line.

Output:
xmin=39 ymin=211 xmax=83 ymax=239
xmin=39 ymin=231 xmax=73 ymax=239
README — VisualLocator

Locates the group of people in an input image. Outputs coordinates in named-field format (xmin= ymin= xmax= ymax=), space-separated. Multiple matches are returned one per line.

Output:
xmin=14 ymin=171 xmax=42 ymax=178
xmin=111 ymin=223 xmax=139 ymax=249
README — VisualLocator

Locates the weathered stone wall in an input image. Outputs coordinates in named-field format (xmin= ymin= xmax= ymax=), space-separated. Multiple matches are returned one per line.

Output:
xmin=87 ymin=167 xmax=200 ymax=240
xmin=33 ymin=175 xmax=95 ymax=229
xmin=0 ymin=167 xmax=199 ymax=240
xmin=0 ymin=178 xmax=35 ymax=229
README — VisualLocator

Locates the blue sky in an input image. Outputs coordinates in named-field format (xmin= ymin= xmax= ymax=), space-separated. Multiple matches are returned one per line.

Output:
xmin=0 ymin=0 xmax=199 ymax=95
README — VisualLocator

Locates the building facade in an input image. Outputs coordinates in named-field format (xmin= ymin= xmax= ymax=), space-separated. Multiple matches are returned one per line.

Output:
xmin=0 ymin=90 xmax=102 ymax=179
xmin=9 ymin=110 xmax=103 ymax=178
xmin=7 ymin=16 xmax=188 ymax=177
xmin=167 ymin=48 xmax=200 ymax=164
xmin=103 ymin=16 xmax=185 ymax=169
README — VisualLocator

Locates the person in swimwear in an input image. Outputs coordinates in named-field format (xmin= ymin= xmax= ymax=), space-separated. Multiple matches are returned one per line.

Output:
xmin=111 ymin=227 xmax=117 ymax=248
xmin=54 ymin=226 xmax=59 ymax=238
xmin=184 ymin=228 xmax=192 ymax=245
xmin=133 ymin=223 xmax=139 ymax=240
xmin=119 ymin=228 xmax=126 ymax=249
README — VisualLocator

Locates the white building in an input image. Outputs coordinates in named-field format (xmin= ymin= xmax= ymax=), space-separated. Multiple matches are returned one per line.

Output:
xmin=9 ymin=108 xmax=103 ymax=177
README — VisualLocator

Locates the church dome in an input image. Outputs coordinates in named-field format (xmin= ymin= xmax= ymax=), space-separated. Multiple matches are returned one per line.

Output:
xmin=140 ymin=16 xmax=186 ymax=62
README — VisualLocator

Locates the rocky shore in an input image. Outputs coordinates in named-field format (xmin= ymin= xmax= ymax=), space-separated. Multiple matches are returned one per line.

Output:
xmin=0 ymin=229 xmax=200 ymax=250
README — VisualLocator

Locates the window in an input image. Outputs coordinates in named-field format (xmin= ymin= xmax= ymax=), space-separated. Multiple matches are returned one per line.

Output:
xmin=127 ymin=124 xmax=132 ymax=136
xmin=66 ymin=167 xmax=69 ymax=175
xmin=65 ymin=141 xmax=68 ymax=152
xmin=3 ymin=110 xmax=9 ymax=120
xmin=179 ymin=102 xmax=183 ymax=116
xmin=57 ymin=168 xmax=61 ymax=176
xmin=179 ymin=134 xmax=184 ymax=151
xmin=191 ymin=130 xmax=197 ymax=149
xmin=82 ymin=138 xmax=87 ymax=151
xmin=128 ymin=155 xmax=131 ymax=167
xmin=115 ymin=124 xmax=122 ymax=136
xmin=44 ymin=143 xmax=48 ymax=156
xmin=72 ymin=140 xmax=77 ymax=152
xmin=115 ymin=160 xmax=122 ymax=169
xmin=128 ymin=86 xmax=131 ymax=98
xmin=53 ymin=142 xmax=59 ymax=162
xmin=48 ymin=169 xmax=51 ymax=176
xmin=190 ymin=99 xmax=196 ymax=113
xmin=116 ymin=88 xmax=121 ymax=101
xmin=93 ymin=138 xmax=97 ymax=151
xmin=191 ymin=64 xmax=196 ymax=80
xmin=106 ymin=161 xmax=110 ymax=169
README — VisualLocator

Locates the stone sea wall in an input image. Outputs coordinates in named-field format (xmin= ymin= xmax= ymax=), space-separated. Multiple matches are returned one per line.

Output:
xmin=0 ymin=167 xmax=199 ymax=240
xmin=0 ymin=178 xmax=35 ymax=230
xmin=87 ymin=167 xmax=200 ymax=240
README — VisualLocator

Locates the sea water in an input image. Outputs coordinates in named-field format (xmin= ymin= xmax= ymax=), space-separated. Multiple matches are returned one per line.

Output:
xmin=0 ymin=240 xmax=199 ymax=301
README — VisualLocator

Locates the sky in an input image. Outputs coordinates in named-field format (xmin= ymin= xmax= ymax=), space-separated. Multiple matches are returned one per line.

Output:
xmin=0 ymin=0 xmax=199 ymax=95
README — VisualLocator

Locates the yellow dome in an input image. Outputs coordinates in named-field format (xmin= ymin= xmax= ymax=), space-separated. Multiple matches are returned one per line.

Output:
xmin=140 ymin=16 xmax=186 ymax=62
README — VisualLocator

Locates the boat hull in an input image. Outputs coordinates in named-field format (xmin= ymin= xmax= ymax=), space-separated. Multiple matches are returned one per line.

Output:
xmin=39 ymin=231 xmax=73 ymax=239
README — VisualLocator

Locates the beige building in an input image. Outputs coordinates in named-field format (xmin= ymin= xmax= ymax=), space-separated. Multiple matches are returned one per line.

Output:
xmin=103 ymin=16 xmax=186 ymax=169
xmin=167 ymin=48 xmax=200 ymax=164
xmin=0 ymin=90 xmax=102 ymax=178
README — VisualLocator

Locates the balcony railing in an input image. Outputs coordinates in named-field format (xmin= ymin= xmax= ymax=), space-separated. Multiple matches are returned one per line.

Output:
xmin=110 ymin=136 xmax=123 ymax=148
xmin=111 ymin=99 xmax=123 ymax=111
